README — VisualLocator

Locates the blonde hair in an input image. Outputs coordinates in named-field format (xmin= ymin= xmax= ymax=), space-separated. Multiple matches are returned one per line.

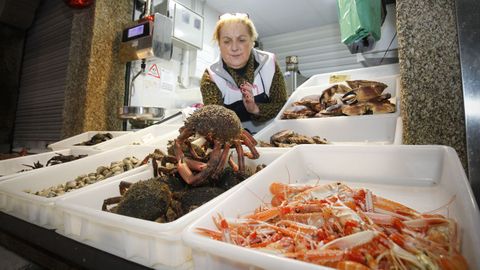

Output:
xmin=213 ymin=15 xmax=258 ymax=44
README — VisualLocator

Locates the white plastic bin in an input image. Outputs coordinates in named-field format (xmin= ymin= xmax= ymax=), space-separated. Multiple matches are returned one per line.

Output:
xmin=55 ymin=148 xmax=289 ymax=269
xmin=255 ymin=115 xmax=403 ymax=145
xmin=0 ymin=148 xmax=101 ymax=182
xmin=298 ymin=63 xmax=399 ymax=89
xmin=0 ymin=145 xmax=160 ymax=230
xmin=48 ymin=131 xmax=132 ymax=151
xmin=183 ymin=145 xmax=480 ymax=270
xmin=95 ymin=124 xmax=182 ymax=150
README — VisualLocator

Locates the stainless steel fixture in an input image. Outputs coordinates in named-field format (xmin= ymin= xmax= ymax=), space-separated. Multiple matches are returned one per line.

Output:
xmin=117 ymin=106 xmax=165 ymax=129
xmin=284 ymin=55 xmax=308 ymax=96
xmin=455 ymin=0 xmax=480 ymax=202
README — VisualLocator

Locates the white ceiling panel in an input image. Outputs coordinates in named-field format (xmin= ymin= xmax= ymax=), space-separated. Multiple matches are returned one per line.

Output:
xmin=204 ymin=0 xmax=339 ymax=37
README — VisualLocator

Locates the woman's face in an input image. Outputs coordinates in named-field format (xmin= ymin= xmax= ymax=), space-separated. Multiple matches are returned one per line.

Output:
xmin=218 ymin=22 xmax=253 ymax=69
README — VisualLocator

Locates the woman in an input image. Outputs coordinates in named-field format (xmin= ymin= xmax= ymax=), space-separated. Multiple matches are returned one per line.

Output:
xmin=200 ymin=13 xmax=287 ymax=133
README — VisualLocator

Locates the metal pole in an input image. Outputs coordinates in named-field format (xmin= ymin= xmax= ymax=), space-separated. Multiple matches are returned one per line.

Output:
xmin=455 ymin=0 xmax=480 ymax=203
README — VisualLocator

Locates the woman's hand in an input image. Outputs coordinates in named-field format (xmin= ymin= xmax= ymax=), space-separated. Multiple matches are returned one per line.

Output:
xmin=240 ymin=82 xmax=260 ymax=114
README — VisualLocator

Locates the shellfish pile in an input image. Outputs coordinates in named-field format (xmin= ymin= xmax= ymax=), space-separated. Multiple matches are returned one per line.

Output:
xmin=259 ymin=129 xmax=328 ymax=147
xmin=197 ymin=181 xmax=468 ymax=270
xmin=281 ymin=80 xmax=396 ymax=119
xmin=17 ymin=153 xmax=88 ymax=173
xmin=75 ymin=132 xmax=113 ymax=146
xmin=26 ymin=156 xmax=140 ymax=198
xmin=102 ymin=166 xmax=249 ymax=223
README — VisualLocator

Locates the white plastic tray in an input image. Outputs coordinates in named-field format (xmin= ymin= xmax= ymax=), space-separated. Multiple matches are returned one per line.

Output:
xmin=0 ymin=145 xmax=159 ymax=230
xmin=55 ymin=148 xmax=289 ymax=269
xmin=276 ymin=75 xmax=401 ymax=122
xmin=255 ymin=115 xmax=403 ymax=145
xmin=183 ymin=145 xmax=480 ymax=270
xmin=47 ymin=131 xmax=132 ymax=151
xmin=0 ymin=148 xmax=101 ymax=182
xmin=94 ymin=124 xmax=182 ymax=150
xmin=298 ymin=63 xmax=399 ymax=89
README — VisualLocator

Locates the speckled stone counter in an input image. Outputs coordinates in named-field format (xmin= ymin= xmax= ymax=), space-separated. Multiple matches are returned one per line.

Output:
xmin=62 ymin=0 xmax=132 ymax=138
xmin=396 ymin=1 xmax=467 ymax=168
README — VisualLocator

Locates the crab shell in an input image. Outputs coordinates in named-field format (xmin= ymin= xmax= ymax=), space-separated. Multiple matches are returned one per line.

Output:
xmin=182 ymin=105 xmax=242 ymax=141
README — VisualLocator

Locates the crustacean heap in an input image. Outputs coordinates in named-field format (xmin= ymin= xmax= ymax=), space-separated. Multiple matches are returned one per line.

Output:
xmin=259 ymin=129 xmax=329 ymax=147
xmin=102 ymin=173 xmax=234 ymax=223
xmin=102 ymin=148 xmax=256 ymax=223
xmin=197 ymin=182 xmax=468 ymax=270
xmin=101 ymin=106 xmax=266 ymax=222
xmin=74 ymin=132 xmax=113 ymax=146
xmin=17 ymin=153 xmax=88 ymax=173
xmin=171 ymin=105 xmax=259 ymax=186
xmin=282 ymin=80 xmax=396 ymax=119
xmin=27 ymin=156 xmax=140 ymax=198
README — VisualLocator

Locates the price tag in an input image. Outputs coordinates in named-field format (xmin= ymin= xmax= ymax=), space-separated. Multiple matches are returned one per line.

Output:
xmin=329 ymin=74 xmax=350 ymax=84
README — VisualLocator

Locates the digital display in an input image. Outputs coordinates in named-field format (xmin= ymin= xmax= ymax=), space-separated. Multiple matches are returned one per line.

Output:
xmin=128 ymin=24 xmax=145 ymax=38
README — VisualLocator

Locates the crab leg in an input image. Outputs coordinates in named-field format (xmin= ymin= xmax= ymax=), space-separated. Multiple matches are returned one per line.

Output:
xmin=233 ymin=140 xmax=245 ymax=173
xmin=183 ymin=158 xmax=207 ymax=171
xmin=212 ymin=144 xmax=231 ymax=178
xmin=102 ymin=196 xmax=122 ymax=211
xmin=241 ymin=130 xmax=259 ymax=159
xmin=119 ymin=181 xmax=132 ymax=195
xmin=177 ymin=140 xmax=223 ymax=186
xmin=228 ymin=154 xmax=239 ymax=172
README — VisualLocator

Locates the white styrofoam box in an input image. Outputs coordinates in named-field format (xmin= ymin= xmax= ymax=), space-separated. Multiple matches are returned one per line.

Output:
xmin=48 ymin=131 xmax=132 ymax=151
xmin=255 ymin=115 xmax=403 ymax=145
xmin=55 ymin=147 xmax=289 ymax=269
xmin=277 ymin=74 xmax=401 ymax=122
xmin=0 ymin=145 xmax=161 ymax=230
xmin=183 ymin=145 xmax=480 ymax=270
xmin=298 ymin=63 xmax=399 ymax=89
xmin=0 ymin=148 xmax=101 ymax=182
xmin=95 ymin=124 xmax=183 ymax=150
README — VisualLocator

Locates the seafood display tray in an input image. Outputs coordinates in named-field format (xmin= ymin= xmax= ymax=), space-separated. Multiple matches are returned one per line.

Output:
xmin=55 ymin=148 xmax=289 ymax=269
xmin=276 ymin=74 xmax=401 ymax=122
xmin=0 ymin=145 xmax=158 ymax=230
xmin=47 ymin=131 xmax=132 ymax=151
xmin=183 ymin=145 xmax=480 ymax=270
xmin=297 ymin=63 xmax=399 ymax=89
xmin=0 ymin=148 xmax=101 ymax=182
xmin=93 ymin=124 xmax=182 ymax=150
xmin=255 ymin=114 xmax=402 ymax=145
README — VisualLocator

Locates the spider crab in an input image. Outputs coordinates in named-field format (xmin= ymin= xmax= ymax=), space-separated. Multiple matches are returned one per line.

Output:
xmin=173 ymin=105 xmax=259 ymax=186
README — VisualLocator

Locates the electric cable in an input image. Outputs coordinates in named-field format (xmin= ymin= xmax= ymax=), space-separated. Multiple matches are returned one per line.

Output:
xmin=379 ymin=31 xmax=397 ymax=64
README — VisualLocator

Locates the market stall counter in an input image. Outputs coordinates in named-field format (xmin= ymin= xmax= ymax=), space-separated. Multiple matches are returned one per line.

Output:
xmin=0 ymin=211 xmax=150 ymax=269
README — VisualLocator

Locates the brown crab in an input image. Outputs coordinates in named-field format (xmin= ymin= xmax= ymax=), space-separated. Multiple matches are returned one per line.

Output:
xmin=173 ymin=105 xmax=259 ymax=186
xmin=259 ymin=129 xmax=328 ymax=147
xmin=282 ymin=80 xmax=396 ymax=119
xmin=46 ymin=153 xmax=88 ymax=166
xmin=281 ymin=105 xmax=317 ymax=119
xmin=74 ymin=132 xmax=113 ymax=146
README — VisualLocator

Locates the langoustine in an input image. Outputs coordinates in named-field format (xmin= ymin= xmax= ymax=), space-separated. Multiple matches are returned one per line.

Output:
xmin=196 ymin=182 xmax=468 ymax=270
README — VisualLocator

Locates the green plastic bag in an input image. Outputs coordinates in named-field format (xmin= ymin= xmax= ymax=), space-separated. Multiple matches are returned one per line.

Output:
xmin=337 ymin=0 xmax=382 ymax=45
